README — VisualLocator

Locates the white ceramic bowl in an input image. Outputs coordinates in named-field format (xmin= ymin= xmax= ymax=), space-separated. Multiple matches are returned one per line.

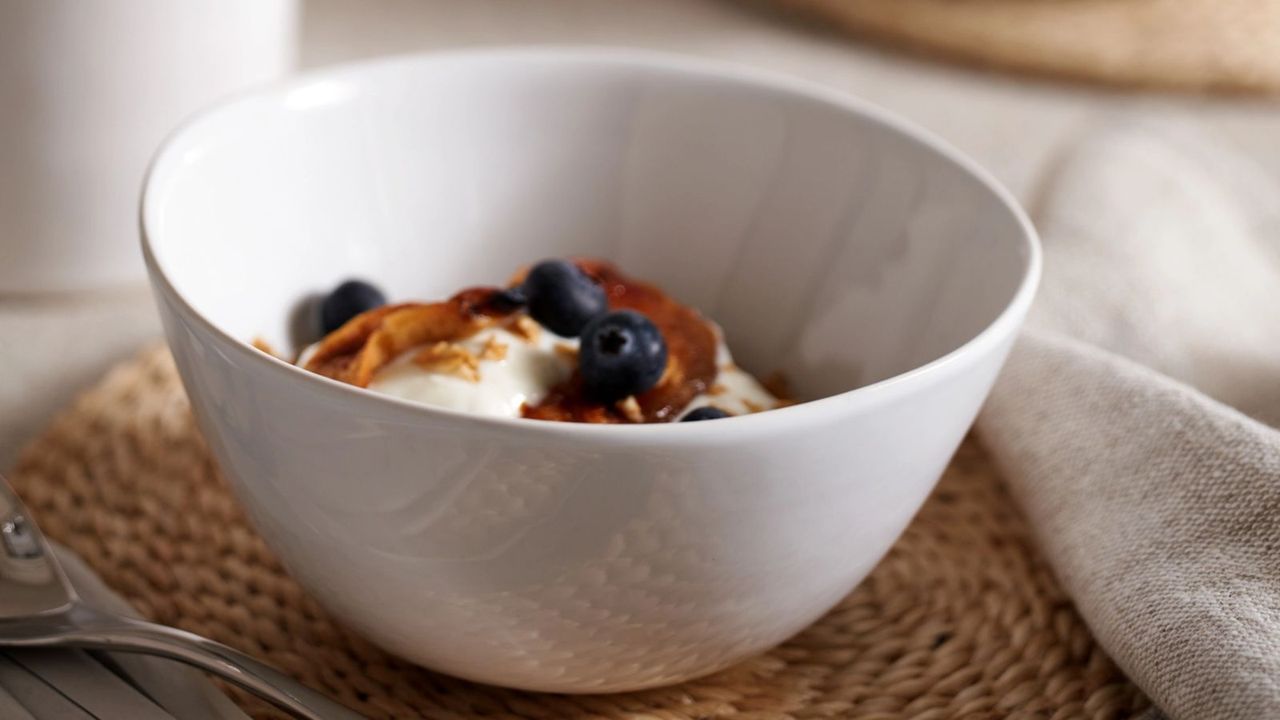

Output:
xmin=141 ymin=49 xmax=1039 ymax=693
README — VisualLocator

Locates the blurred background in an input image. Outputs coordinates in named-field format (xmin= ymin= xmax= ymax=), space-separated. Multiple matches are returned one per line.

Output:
xmin=2 ymin=0 xmax=1279 ymax=467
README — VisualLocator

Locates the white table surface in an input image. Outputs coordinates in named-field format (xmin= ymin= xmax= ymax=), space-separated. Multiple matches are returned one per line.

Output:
xmin=3 ymin=0 xmax=1278 ymax=470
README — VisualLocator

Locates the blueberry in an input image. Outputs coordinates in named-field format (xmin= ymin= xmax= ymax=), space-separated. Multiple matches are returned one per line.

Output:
xmin=522 ymin=260 xmax=607 ymax=337
xmin=319 ymin=280 xmax=386 ymax=334
xmin=681 ymin=406 xmax=730 ymax=422
xmin=579 ymin=310 xmax=668 ymax=402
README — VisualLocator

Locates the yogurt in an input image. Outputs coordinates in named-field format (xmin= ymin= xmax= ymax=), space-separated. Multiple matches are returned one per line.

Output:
xmin=369 ymin=326 xmax=573 ymax=417
xmin=676 ymin=341 xmax=780 ymax=420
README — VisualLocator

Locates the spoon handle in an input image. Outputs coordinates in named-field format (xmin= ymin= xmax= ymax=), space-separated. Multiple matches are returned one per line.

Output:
xmin=59 ymin=609 xmax=365 ymax=720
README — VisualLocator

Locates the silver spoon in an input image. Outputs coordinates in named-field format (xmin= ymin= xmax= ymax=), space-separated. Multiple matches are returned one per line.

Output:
xmin=0 ymin=473 xmax=364 ymax=720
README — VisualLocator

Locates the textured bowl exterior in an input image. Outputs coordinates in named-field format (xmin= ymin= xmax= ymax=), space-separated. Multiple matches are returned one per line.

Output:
xmin=153 ymin=285 xmax=1016 ymax=692
xmin=142 ymin=49 xmax=1038 ymax=692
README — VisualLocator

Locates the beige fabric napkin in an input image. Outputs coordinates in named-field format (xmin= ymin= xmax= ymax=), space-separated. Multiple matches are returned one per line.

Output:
xmin=977 ymin=123 xmax=1280 ymax=719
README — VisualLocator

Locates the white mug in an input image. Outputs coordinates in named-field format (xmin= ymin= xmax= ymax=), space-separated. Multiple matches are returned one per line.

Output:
xmin=0 ymin=0 xmax=298 ymax=293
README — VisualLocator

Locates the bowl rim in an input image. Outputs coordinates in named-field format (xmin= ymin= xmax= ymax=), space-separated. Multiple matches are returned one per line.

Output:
xmin=140 ymin=45 xmax=1041 ymax=439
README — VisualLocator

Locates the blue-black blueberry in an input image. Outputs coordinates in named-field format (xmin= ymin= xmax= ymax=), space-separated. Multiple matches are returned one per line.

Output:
xmin=681 ymin=406 xmax=730 ymax=422
xmin=579 ymin=310 xmax=668 ymax=403
xmin=521 ymin=259 xmax=607 ymax=337
xmin=319 ymin=280 xmax=386 ymax=334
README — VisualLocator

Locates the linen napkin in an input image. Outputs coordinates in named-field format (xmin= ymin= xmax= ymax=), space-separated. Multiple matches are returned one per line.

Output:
xmin=976 ymin=122 xmax=1280 ymax=719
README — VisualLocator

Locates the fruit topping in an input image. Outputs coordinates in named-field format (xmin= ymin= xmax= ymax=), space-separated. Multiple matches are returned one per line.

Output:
xmin=521 ymin=259 xmax=607 ymax=337
xmin=320 ymin=280 xmax=387 ymax=334
xmin=579 ymin=310 xmax=668 ymax=403
xmin=681 ymin=406 xmax=731 ymax=422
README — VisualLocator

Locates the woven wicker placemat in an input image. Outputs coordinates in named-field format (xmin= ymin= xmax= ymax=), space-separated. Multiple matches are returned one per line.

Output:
xmin=766 ymin=0 xmax=1280 ymax=93
xmin=11 ymin=346 xmax=1150 ymax=719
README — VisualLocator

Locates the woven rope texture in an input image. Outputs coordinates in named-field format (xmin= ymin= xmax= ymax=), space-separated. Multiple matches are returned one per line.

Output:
xmin=11 ymin=347 xmax=1149 ymax=719
xmin=767 ymin=0 xmax=1280 ymax=93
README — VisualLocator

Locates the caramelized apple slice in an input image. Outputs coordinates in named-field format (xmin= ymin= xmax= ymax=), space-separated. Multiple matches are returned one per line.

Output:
xmin=304 ymin=288 xmax=516 ymax=387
